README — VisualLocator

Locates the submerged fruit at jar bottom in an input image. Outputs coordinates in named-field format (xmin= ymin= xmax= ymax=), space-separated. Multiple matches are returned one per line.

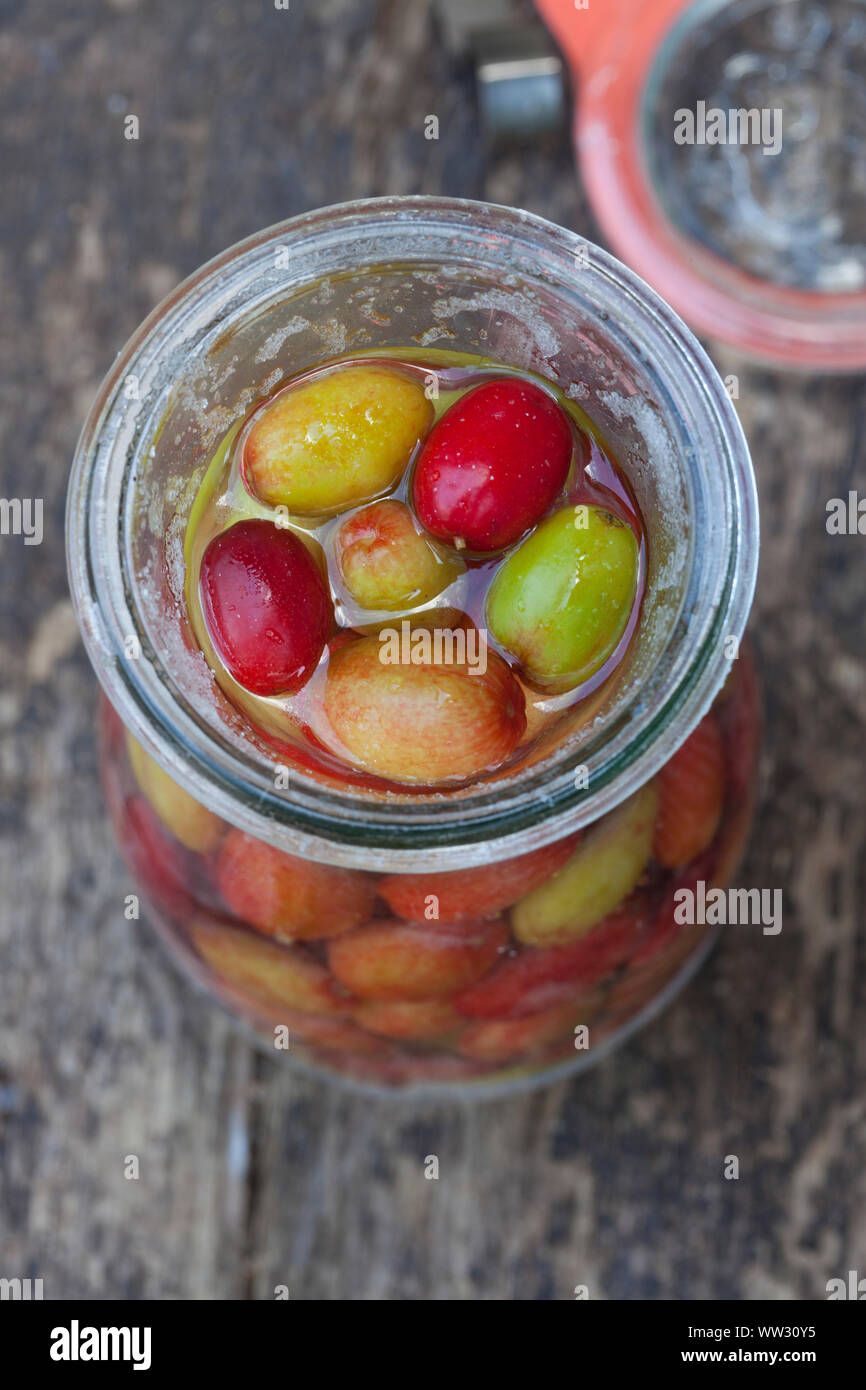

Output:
xmin=335 ymin=499 xmax=463 ymax=610
xmin=323 ymin=634 xmax=525 ymax=781
xmin=412 ymin=378 xmax=573 ymax=551
xmin=486 ymin=505 xmax=639 ymax=692
xmin=653 ymin=713 xmax=725 ymax=868
xmin=630 ymin=854 xmax=714 ymax=968
xmin=120 ymin=795 xmax=198 ymax=918
xmin=189 ymin=918 xmax=352 ymax=1015
xmin=126 ymin=732 xmax=223 ymax=852
xmin=243 ymin=365 xmax=433 ymax=514
xmin=199 ymin=519 xmax=333 ymax=697
xmin=327 ymin=917 xmax=509 ymax=1000
xmin=457 ymin=1001 xmax=582 ymax=1062
xmin=379 ymin=835 xmax=581 ymax=922
xmin=216 ymin=829 xmax=375 ymax=941
xmin=275 ymin=1012 xmax=388 ymax=1055
xmin=454 ymin=906 xmax=645 ymax=1018
xmin=353 ymin=997 xmax=460 ymax=1040
xmin=511 ymin=782 xmax=658 ymax=945
xmin=710 ymin=792 xmax=753 ymax=891
xmin=222 ymin=999 xmax=388 ymax=1055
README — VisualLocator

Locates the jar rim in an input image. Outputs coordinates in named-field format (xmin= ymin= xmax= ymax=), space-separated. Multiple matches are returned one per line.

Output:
xmin=66 ymin=195 xmax=759 ymax=871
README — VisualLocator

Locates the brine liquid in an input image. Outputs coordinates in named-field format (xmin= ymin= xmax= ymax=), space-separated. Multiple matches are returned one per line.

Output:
xmin=184 ymin=350 xmax=647 ymax=792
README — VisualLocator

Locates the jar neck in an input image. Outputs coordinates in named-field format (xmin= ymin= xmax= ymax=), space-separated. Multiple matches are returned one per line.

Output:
xmin=66 ymin=196 xmax=758 ymax=871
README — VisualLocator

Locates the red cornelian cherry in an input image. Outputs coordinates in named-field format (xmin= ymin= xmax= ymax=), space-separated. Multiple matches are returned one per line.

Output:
xmin=412 ymin=378 xmax=574 ymax=552
xmin=199 ymin=519 xmax=333 ymax=696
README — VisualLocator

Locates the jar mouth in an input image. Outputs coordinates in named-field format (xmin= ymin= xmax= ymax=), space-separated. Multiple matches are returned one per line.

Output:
xmin=66 ymin=196 xmax=758 ymax=871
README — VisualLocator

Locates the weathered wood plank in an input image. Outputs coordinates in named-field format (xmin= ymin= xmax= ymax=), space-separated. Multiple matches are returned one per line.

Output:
xmin=1 ymin=0 xmax=864 ymax=1301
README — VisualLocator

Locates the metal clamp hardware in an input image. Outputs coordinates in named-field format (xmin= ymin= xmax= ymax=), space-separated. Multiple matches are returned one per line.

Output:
xmin=434 ymin=0 xmax=567 ymax=142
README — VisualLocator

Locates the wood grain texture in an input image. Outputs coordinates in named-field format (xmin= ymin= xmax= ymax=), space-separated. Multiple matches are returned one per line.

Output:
xmin=1 ymin=0 xmax=864 ymax=1301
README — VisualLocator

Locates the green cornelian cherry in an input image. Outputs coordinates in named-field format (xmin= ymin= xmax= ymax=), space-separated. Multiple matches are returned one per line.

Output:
xmin=485 ymin=504 xmax=639 ymax=692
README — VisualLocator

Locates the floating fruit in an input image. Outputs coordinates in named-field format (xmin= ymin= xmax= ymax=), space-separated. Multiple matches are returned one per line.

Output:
xmin=244 ymin=365 xmax=433 ymax=514
xmin=379 ymin=835 xmax=581 ymax=922
xmin=653 ymin=714 xmax=725 ymax=868
xmin=323 ymin=634 xmax=525 ymax=782
xmin=125 ymin=732 xmax=223 ymax=852
xmin=486 ymin=504 xmax=639 ymax=692
xmin=327 ymin=917 xmax=509 ymax=1000
xmin=335 ymin=499 xmax=462 ymax=610
xmin=412 ymin=378 xmax=573 ymax=551
xmin=199 ymin=519 xmax=333 ymax=696
xmin=189 ymin=917 xmax=352 ymax=1015
xmin=511 ymin=782 xmax=658 ymax=945
xmin=216 ymin=829 xmax=375 ymax=941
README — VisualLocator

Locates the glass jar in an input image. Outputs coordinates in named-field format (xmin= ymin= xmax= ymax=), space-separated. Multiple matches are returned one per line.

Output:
xmin=66 ymin=197 xmax=760 ymax=1096
xmin=537 ymin=0 xmax=866 ymax=370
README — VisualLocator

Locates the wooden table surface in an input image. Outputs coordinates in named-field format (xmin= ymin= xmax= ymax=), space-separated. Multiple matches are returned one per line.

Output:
xmin=1 ymin=0 xmax=864 ymax=1301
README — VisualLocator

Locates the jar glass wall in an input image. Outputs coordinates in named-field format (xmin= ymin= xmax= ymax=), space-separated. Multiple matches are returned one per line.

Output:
xmin=67 ymin=197 xmax=760 ymax=1095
